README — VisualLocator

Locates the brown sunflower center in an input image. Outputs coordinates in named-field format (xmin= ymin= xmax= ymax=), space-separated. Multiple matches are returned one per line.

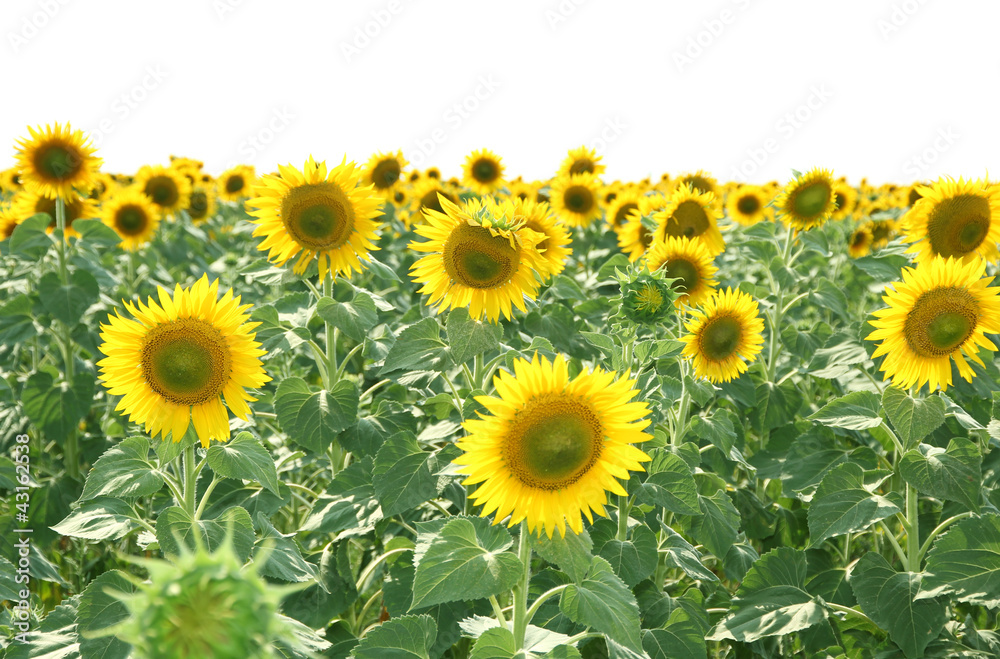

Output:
xmin=664 ymin=200 xmax=709 ymax=239
xmin=614 ymin=202 xmax=639 ymax=226
xmin=472 ymin=158 xmax=499 ymax=184
xmin=569 ymin=159 xmax=594 ymax=175
xmin=850 ymin=230 xmax=869 ymax=248
xmin=791 ymin=181 xmax=831 ymax=219
xmin=925 ymin=194 xmax=991 ymax=258
xmin=903 ymin=286 xmax=979 ymax=357
xmin=665 ymin=258 xmax=699 ymax=293
xmin=833 ymin=192 xmax=846 ymax=212
xmin=188 ymin=191 xmax=209 ymax=220
xmin=871 ymin=221 xmax=893 ymax=244
xmin=372 ymin=159 xmax=401 ymax=190
xmin=683 ymin=176 xmax=712 ymax=195
xmin=523 ymin=220 xmax=550 ymax=253
xmin=420 ymin=189 xmax=451 ymax=214
xmin=908 ymin=187 xmax=923 ymax=207
xmin=504 ymin=393 xmax=604 ymax=490
xmin=737 ymin=194 xmax=760 ymax=216
xmin=699 ymin=315 xmax=742 ymax=361
xmin=116 ymin=205 xmax=149 ymax=235
xmin=564 ymin=185 xmax=595 ymax=215
xmin=34 ymin=142 xmax=82 ymax=181
xmin=145 ymin=176 xmax=180 ymax=208
xmin=281 ymin=182 xmax=355 ymax=250
xmin=393 ymin=190 xmax=406 ymax=204
xmin=225 ymin=175 xmax=245 ymax=194
xmin=141 ymin=319 xmax=231 ymax=407
xmin=443 ymin=224 xmax=518 ymax=289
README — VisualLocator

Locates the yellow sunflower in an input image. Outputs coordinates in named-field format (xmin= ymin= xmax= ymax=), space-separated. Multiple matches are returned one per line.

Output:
xmin=100 ymin=188 xmax=162 ymax=251
xmin=558 ymin=146 xmax=606 ymax=178
xmin=652 ymin=184 xmax=725 ymax=256
xmin=186 ymin=186 xmax=217 ymax=224
xmin=217 ymin=165 xmax=255 ymax=202
xmin=97 ymin=275 xmax=271 ymax=448
xmin=899 ymin=177 xmax=1000 ymax=263
xmin=425 ymin=167 xmax=442 ymax=180
xmin=617 ymin=193 xmax=667 ymax=261
xmin=643 ymin=236 xmax=719 ymax=308
xmin=247 ymin=156 xmax=383 ymax=281
xmin=831 ymin=181 xmax=858 ymax=221
xmin=406 ymin=179 xmax=460 ymax=228
xmin=14 ymin=122 xmax=102 ymax=200
xmin=676 ymin=170 xmax=718 ymax=197
xmin=605 ymin=188 xmax=644 ymax=232
xmin=463 ymin=149 xmax=505 ymax=195
xmin=682 ymin=288 xmax=765 ymax=383
xmin=847 ymin=225 xmax=874 ymax=259
xmin=135 ymin=165 xmax=192 ymax=217
xmin=549 ymin=173 xmax=603 ymax=228
xmin=869 ymin=218 xmax=897 ymax=250
xmin=13 ymin=190 xmax=98 ymax=239
xmin=867 ymin=257 xmax=1000 ymax=392
xmin=1 ymin=167 xmax=23 ymax=194
xmin=362 ymin=151 xmax=407 ymax=199
xmin=775 ymin=168 xmax=837 ymax=231
xmin=0 ymin=206 xmax=20 ymax=240
xmin=507 ymin=178 xmax=538 ymax=203
xmin=454 ymin=353 xmax=652 ymax=538
xmin=507 ymin=197 xmax=571 ymax=281
xmin=725 ymin=185 xmax=770 ymax=227
xmin=409 ymin=196 xmax=543 ymax=322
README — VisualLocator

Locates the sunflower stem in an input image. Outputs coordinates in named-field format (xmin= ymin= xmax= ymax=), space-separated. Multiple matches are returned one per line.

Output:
xmin=905 ymin=482 xmax=920 ymax=571
xmin=55 ymin=196 xmax=81 ymax=481
xmin=512 ymin=522 xmax=532 ymax=650
xmin=323 ymin=276 xmax=339 ymax=385
xmin=182 ymin=444 xmax=198 ymax=516
xmin=55 ymin=196 xmax=69 ymax=284
xmin=617 ymin=495 xmax=630 ymax=541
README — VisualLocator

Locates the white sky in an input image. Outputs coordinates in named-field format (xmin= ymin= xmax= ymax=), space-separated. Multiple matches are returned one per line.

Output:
xmin=2 ymin=0 xmax=997 ymax=185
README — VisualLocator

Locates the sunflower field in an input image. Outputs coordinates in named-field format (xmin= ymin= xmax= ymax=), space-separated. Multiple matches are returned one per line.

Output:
xmin=2 ymin=124 xmax=1000 ymax=659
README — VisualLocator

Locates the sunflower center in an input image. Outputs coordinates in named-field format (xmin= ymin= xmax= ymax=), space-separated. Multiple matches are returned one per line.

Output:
xmin=188 ymin=191 xmax=209 ymax=220
xmin=569 ymin=159 xmax=594 ymax=175
xmin=141 ymin=319 xmax=231 ymax=406
xmin=792 ymin=182 xmax=831 ymax=219
xmin=472 ymin=159 xmax=499 ymax=184
xmin=504 ymin=394 xmax=603 ymax=490
xmin=614 ymin=202 xmax=639 ymax=226
xmin=34 ymin=143 xmax=81 ymax=181
xmin=524 ymin=220 xmax=550 ymax=253
xmin=443 ymin=224 xmax=517 ymax=289
xmin=684 ymin=176 xmax=712 ymax=195
xmin=871 ymin=221 xmax=893 ymax=244
xmin=281 ymin=182 xmax=355 ymax=250
xmin=903 ymin=287 xmax=979 ymax=357
xmin=736 ymin=195 xmax=760 ymax=215
xmin=665 ymin=258 xmax=699 ymax=293
xmin=372 ymin=160 xmax=401 ymax=190
xmin=116 ymin=206 xmax=148 ymax=235
xmin=564 ymin=186 xmax=595 ymax=215
xmin=699 ymin=315 xmax=742 ymax=361
xmin=420 ymin=189 xmax=448 ymax=214
xmin=834 ymin=192 xmax=846 ymax=211
xmin=225 ymin=175 xmax=245 ymax=194
xmin=665 ymin=200 xmax=709 ymax=239
xmin=850 ymin=231 xmax=868 ymax=248
xmin=145 ymin=176 xmax=180 ymax=207
xmin=926 ymin=194 xmax=991 ymax=257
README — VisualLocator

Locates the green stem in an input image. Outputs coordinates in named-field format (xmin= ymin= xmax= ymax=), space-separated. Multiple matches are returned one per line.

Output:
xmin=182 ymin=444 xmax=197 ymax=516
xmin=905 ymin=482 xmax=920 ymax=571
xmin=194 ymin=474 xmax=221 ymax=520
xmin=55 ymin=197 xmax=69 ymax=283
xmin=489 ymin=596 xmax=508 ymax=630
xmin=512 ymin=523 xmax=532 ymax=650
xmin=917 ymin=512 xmax=973 ymax=567
xmin=617 ymin=495 xmax=630 ymax=541
xmin=827 ymin=602 xmax=876 ymax=626
xmin=524 ymin=584 xmax=569 ymax=627
xmin=355 ymin=547 xmax=413 ymax=592
xmin=323 ymin=276 xmax=339 ymax=385
xmin=878 ymin=520 xmax=908 ymax=568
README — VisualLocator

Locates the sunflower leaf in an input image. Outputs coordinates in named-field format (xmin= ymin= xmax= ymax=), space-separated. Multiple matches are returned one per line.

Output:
xmin=77 ymin=570 xmax=135 ymax=659
xmin=446 ymin=307 xmax=502 ymax=364
xmin=882 ymin=387 xmax=947 ymax=450
xmin=51 ymin=496 xmax=140 ymax=541
xmin=207 ymin=431 xmax=281 ymax=496
xmin=381 ymin=317 xmax=451 ymax=375
xmin=373 ymin=431 xmax=440 ymax=516
xmin=352 ymin=614 xmax=436 ymax=659
xmin=9 ymin=213 xmax=54 ymax=260
xmin=808 ymin=391 xmax=883 ymax=430
xmin=559 ymin=556 xmax=643 ymax=653
xmin=317 ymin=293 xmax=378 ymax=343
xmin=898 ymin=438 xmax=981 ymax=512
xmin=155 ymin=505 xmax=255 ymax=562
xmin=38 ymin=269 xmax=99 ymax=325
xmin=80 ymin=436 xmax=165 ymax=501
xmin=275 ymin=376 xmax=359 ymax=454
xmin=918 ymin=513 xmax=1000 ymax=606
xmin=807 ymin=462 xmax=902 ymax=546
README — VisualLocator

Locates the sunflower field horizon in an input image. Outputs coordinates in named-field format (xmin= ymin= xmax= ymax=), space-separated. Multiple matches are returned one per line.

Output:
xmin=2 ymin=124 xmax=1000 ymax=659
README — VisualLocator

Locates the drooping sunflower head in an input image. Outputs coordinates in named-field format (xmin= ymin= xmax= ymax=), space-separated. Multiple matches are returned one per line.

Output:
xmin=409 ymin=195 xmax=544 ymax=322
xmin=549 ymin=172 xmax=603 ymax=228
xmin=186 ymin=185 xmax=217 ymax=224
xmin=643 ymin=235 xmax=719 ymax=308
xmin=14 ymin=122 xmax=102 ymax=200
xmin=676 ymin=170 xmax=718 ymax=197
xmin=135 ymin=165 xmax=192 ymax=217
xmin=558 ymin=146 xmax=606 ymax=178
xmin=652 ymin=183 xmax=725 ymax=256
xmin=363 ymin=151 xmax=408 ymax=199
xmin=463 ymin=148 xmax=505 ymax=195
xmin=682 ymin=288 xmax=765 ymax=383
xmin=13 ymin=190 xmax=98 ymax=239
xmin=97 ymin=275 xmax=271 ymax=448
xmin=725 ymin=184 xmax=771 ymax=227
xmin=247 ymin=156 xmax=384 ymax=281
xmin=831 ymin=181 xmax=858 ymax=221
xmin=455 ymin=353 xmax=652 ymax=538
xmin=866 ymin=256 xmax=1000 ymax=392
xmin=217 ymin=165 xmax=255 ymax=203
xmin=616 ymin=193 xmax=667 ymax=261
xmin=101 ymin=187 xmax=162 ymax=251
xmin=899 ymin=177 xmax=1000 ymax=263
xmin=847 ymin=225 xmax=874 ymax=259
xmin=506 ymin=196 xmax=571 ymax=281
xmin=775 ymin=168 xmax=837 ymax=231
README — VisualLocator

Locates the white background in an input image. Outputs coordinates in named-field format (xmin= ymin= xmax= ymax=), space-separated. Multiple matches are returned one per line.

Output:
xmin=2 ymin=0 xmax=996 ymax=185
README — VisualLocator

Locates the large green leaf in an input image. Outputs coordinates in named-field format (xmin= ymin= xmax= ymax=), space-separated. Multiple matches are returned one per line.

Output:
xmin=446 ymin=307 xmax=502 ymax=364
xmin=317 ymin=293 xmax=378 ymax=343
xmin=598 ymin=525 xmax=658 ymax=587
xmin=22 ymin=370 xmax=94 ymax=440
xmin=80 ymin=436 xmax=165 ymax=501
xmin=530 ymin=527 xmax=595 ymax=583
xmin=851 ymin=552 xmax=947 ymax=658
xmin=410 ymin=516 xmax=522 ymax=609
xmin=275 ymin=377 xmax=359 ymax=454
xmin=690 ymin=489 xmax=740 ymax=559
xmin=919 ymin=514 xmax=1000 ymax=607
xmin=9 ymin=213 xmax=54 ymax=259
xmin=300 ymin=457 xmax=383 ymax=537
xmin=808 ymin=391 xmax=883 ymax=430
xmin=559 ymin=556 xmax=643 ymax=653
xmin=642 ymin=605 xmax=707 ymax=659
xmin=659 ymin=524 xmax=719 ymax=583
xmin=77 ymin=570 xmax=135 ymax=659
xmin=253 ymin=512 xmax=317 ymax=583
xmin=51 ymin=496 xmax=139 ymax=540
xmin=373 ymin=432 xmax=441 ymax=516
xmin=634 ymin=450 xmax=700 ymax=516
xmin=73 ymin=217 xmax=124 ymax=247
xmin=352 ymin=614 xmax=437 ymax=659
xmin=38 ymin=269 xmax=99 ymax=325
xmin=707 ymin=547 xmax=827 ymax=643
xmin=155 ymin=505 xmax=255 ymax=562
xmin=807 ymin=462 xmax=902 ymax=546
xmin=4 ymin=601 xmax=81 ymax=659
xmin=206 ymin=431 xmax=281 ymax=496
xmin=898 ymin=438 xmax=981 ymax=512
xmin=882 ymin=387 xmax=946 ymax=450
xmin=380 ymin=317 xmax=451 ymax=374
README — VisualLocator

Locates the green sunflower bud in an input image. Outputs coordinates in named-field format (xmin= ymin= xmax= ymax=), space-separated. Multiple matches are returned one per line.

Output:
xmin=615 ymin=266 xmax=678 ymax=326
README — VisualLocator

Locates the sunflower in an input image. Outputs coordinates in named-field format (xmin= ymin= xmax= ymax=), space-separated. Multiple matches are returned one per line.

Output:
xmin=549 ymin=172 xmax=603 ymax=227
xmin=676 ymin=170 xmax=718 ymax=197
xmin=247 ymin=156 xmax=383 ymax=281
xmin=454 ymin=353 xmax=652 ymax=538
xmin=135 ymin=165 xmax=191 ymax=217
xmin=217 ymin=165 xmax=255 ymax=203
xmin=558 ymin=146 xmax=606 ymax=178
xmin=652 ymin=184 xmax=725 ymax=256
xmin=13 ymin=190 xmax=98 ymax=239
xmin=774 ymin=168 xmax=837 ymax=231
xmin=507 ymin=178 xmax=537 ymax=203
xmin=644 ymin=236 xmax=719 ymax=308
xmin=97 ymin=276 xmax=271 ymax=447
xmin=831 ymin=181 xmax=858 ymax=221
xmin=899 ymin=177 xmax=1000 ymax=263
xmin=507 ymin=197 xmax=571 ymax=281
xmin=185 ymin=185 xmax=217 ymax=224
xmin=0 ymin=206 xmax=19 ymax=240
xmin=86 ymin=172 xmax=117 ymax=201
xmin=725 ymin=185 xmax=770 ymax=227
xmin=682 ymin=288 xmax=765 ymax=383
xmin=904 ymin=183 xmax=926 ymax=208
xmin=869 ymin=218 xmax=897 ymax=250
xmin=101 ymin=188 xmax=162 ymax=251
xmin=866 ymin=257 xmax=1000 ymax=392
xmin=617 ymin=193 xmax=667 ymax=261
xmin=847 ymin=225 xmax=874 ymax=259
xmin=362 ymin=151 xmax=407 ymax=199
xmin=407 ymin=179 xmax=460 ymax=228
xmin=0 ymin=168 xmax=22 ymax=194
xmin=14 ymin=122 xmax=102 ymax=200
xmin=605 ymin=188 xmax=644 ymax=232
xmin=409 ymin=196 xmax=543 ymax=322
xmin=425 ymin=167 xmax=442 ymax=180
xmin=463 ymin=149 xmax=505 ymax=195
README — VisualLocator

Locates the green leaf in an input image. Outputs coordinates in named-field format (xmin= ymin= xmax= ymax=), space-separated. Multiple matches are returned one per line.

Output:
xmin=155 ymin=505 xmax=255 ymax=562
xmin=634 ymin=450 xmax=701 ymax=516
xmin=207 ymin=431 xmax=281 ymax=496
xmin=38 ymin=269 xmax=100 ymax=325
xmin=690 ymin=490 xmax=740 ymax=559
xmin=77 ymin=570 xmax=135 ymax=659
xmin=275 ymin=377 xmax=359 ymax=454
xmin=559 ymin=556 xmax=643 ymax=653
xmin=466 ymin=624 xmax=575 ymax=658
xmin=373 ymin=432 xmax=441 ymax=516
xmin=530 ymin=527 xmax=595 ymax=583
xmin=410 ymin=516 xmax=522 ymax=609
xmin=919 ymin=513 xmax=1000 ymax=607
xmin=598 ymin=525 xmax=658 ymax=587
xmin=73 ymin=217 xmax=124 ymax=246
xmin=300 ymin=457 xmax=383 ymax=537
xmin=80 ymin=436 xmax=165 ymax=501
xmin=0 ymin=555 xmax=22 ymax=601
xmin=380 ymin=317 xmax=451 ymax=374
xmin=446 ymin=307 xmax=502 ymax=363
xmin=707 ymin=547 xmax=827 ymax=643
xmin=0 ymin=294 xmax=40 ymax=344
xmin=253 ymin=512 xmax=318 ymax=583
xmin=851 ymin=552 xmax=947 ymax=659
xmin=51 ymin=496 xmax=139 ymax=540
xmin=317 ymin=293 xmax=378 ymax=343
xmin=898 ymin=438 xmax=981 ymax=512
xmin=659 ymin=524 xmax=719 ymax=583
xmin=808 ymin=391 xmax=883 ymax=430
xmin=9 ymin=213 xmax=54 ymax=259
xmin=5 ymin=601 xmax=80 ymax=659
xmin=882 ymin=387 xmax=946 ymax=450
xmin=642 ymin=605 xmax=708 ymax=659
xmin=22 ymin=370 xmax=94 ymax=440
xmin=808 ymin=462 xmax=902 ymax=546
xmin=352 ymin=614 xmax=437 ymax=659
